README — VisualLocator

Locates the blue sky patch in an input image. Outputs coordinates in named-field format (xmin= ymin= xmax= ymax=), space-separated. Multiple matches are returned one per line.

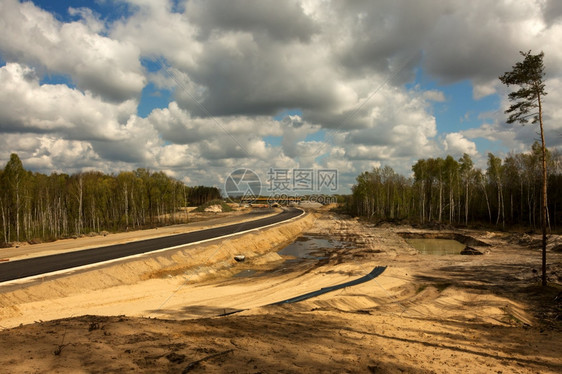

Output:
xmin=137 ymin=83 xmax=173 ymax=118
xmin=30 ymin=0 xmax=133 ymax=24
xmin=263 ymin=135 xmax=282 ymax=147
xmin=39 ymin=72 xmax=75 ymax=88
xmin=407 ymin=67 xmax=504 ymax=155
xmin=141 ymin=57 xmax=165 ymax=73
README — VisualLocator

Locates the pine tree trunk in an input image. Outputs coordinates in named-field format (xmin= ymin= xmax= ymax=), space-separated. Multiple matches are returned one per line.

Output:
xmin=538 ymin=91 xmax=548 ymax=286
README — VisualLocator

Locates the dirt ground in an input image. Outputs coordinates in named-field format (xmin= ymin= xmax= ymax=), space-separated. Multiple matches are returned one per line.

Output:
xmin=0 ymin=208 xmax=561 ymax=373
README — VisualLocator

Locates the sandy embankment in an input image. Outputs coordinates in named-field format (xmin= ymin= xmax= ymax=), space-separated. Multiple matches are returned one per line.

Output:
xmin=0 ymin=210 xmax=315 ymax=328
xmin=0 ymin=210 xmax=560 ymax=373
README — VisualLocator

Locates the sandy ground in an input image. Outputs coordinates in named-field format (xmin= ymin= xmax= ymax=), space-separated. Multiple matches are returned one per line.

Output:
xmin=0 ymin=208 xmax=561 ymax=373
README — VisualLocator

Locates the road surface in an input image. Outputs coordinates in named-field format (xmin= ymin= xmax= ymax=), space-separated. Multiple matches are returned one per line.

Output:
xmin=0 ymin=207 xmax=303 ymax=283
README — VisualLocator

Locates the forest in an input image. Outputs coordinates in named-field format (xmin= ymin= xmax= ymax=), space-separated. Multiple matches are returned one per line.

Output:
xmin=345 ymin=142 xmax=562 ymax=231
xmin=0 ymin=154 xmax=221 ymax=245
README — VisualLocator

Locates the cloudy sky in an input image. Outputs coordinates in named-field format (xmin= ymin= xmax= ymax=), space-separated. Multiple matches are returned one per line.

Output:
xmin=1 ymin=0 xmax=561 ymax=194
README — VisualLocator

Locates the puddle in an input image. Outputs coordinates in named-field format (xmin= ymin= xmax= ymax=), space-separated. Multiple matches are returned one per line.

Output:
xmin=232 ymin=269 xmax=258 ymax=278
xmin=405 ymin=238 xmax=466 ymax=255
xmin=278 ymin=235 xmax=350 ymax=261
xmin=232 ymin=235 xmax=351 ymax=279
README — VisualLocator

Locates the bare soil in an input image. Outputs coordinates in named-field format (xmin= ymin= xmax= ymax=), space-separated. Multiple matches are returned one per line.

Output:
xmin=0 ymin=209 xmax=561 ymax=373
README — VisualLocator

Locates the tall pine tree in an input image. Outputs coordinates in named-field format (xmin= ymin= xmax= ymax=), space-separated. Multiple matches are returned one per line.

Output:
xmin=499 ymin=51 xmax=548 ymax=286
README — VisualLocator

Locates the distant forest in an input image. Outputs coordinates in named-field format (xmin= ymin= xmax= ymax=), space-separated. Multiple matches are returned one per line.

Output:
xmin=0 ymin=154 xmax=221 ymax=245
xmin=344 ymin=142 xmax=562 ymax=231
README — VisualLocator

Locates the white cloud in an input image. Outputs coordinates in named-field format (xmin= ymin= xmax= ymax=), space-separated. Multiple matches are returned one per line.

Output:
xmin=1 ymin=0 xmax=562 ymax=191
xmin=423 ymin=0 xmax=546 ymax=84
xmin=461 ymin=73 xmax=562 ymax=155
xmin=0 ymin=63 xmax=137 ymax=141
xmin=443 ymin=133 xmax=478 ymax=157
xmin=472 ymin=80 xmax=498 ymax=99
xmin=341 ymin=86 xmax=439 ymax=166
xmin=423 ymin=90 xmax=446 ymax=102
xmin=0 ymin=0 xmax=145 ymax=101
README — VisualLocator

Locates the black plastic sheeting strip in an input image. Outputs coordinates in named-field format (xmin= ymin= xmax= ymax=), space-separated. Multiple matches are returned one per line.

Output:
xmin=217 ymin=266 xmax=387 ymax=316
xmin=270 ymin=266 xmax=387 ymax=305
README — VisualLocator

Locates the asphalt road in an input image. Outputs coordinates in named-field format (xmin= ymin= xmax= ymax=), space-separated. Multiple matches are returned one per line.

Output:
xmin=0 ymin=207 xmax=303 ymax=283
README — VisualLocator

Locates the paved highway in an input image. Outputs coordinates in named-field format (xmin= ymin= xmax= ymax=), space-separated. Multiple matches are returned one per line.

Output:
xmin=0 ymin=207 xmax=304 ymax=283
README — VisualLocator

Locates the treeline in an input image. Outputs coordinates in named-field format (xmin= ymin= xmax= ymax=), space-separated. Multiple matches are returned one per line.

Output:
xmin=0 ymin=154 xmax=221 ymax=245
xmin=346 ymin=142 xmax=562 ymax=230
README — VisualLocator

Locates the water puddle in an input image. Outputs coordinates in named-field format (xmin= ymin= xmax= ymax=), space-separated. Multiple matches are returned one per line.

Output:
xmin=405 ymin=238 xmax=465 ymax=255
xmin=232 ymin=269 xmax=258 ymax=278
xmin=277 ymin=235 xmax=350 ymax=261
xmin=232 ymin=235 xmax=352 ymax=279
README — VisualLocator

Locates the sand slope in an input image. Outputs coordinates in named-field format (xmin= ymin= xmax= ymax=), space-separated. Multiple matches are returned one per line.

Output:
xmin=0 ymin=209 xmax=561 ymax=373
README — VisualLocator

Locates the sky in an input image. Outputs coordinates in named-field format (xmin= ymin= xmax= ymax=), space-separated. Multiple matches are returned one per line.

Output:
xmin=1 ymin=0 xmax=562 ymax=194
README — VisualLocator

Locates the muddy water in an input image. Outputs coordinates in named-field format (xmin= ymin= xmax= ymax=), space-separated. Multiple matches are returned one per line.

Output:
xmin=405 ymin=238 xmax=465 ymax=255
xmin=233 ymin=235 xmax=352 ymax=278
xmin=278 ymin=235 xmax=350 ymax=261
